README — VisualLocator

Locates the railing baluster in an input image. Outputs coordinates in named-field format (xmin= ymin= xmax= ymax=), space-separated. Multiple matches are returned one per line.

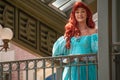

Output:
xmin=17 ymin=62 xmax=20 ymax=80
xmin=34 ymin=60 xmax=37 ymax=80
xmin=60 ymin=57 xmax=63 ymax=80
xmin=0 ymin=64 xmax=3 ymax=80
xmin=9 ymin=63 xmax=12 ymax=80
xmin=26 ymin=61 xmax=28 ymax=80
xmin=86 ymin=56 xmax=89 ymax=80
xmin=69 ymin=57 xmax=71 ymax=80
xmin=51 ymin=59 xmax=55 ymax=80
xmin=43 ymin=59 xmax=45 ymax=80
xmin=77 ymin=57 xmax=80 ymax=80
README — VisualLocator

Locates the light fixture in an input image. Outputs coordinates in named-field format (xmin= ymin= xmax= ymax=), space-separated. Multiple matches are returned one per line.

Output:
xmin=0 ymin=24 xmax=13 ymax=52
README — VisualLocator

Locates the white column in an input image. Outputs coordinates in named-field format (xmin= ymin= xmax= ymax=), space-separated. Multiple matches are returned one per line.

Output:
xmin=98 ymin=0 xmax=112 ymax=80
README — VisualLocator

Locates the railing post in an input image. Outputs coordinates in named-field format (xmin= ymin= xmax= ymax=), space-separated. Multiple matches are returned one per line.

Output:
xmin=56 ymin=67 xmax=63 ymax=80
xmin=0 ymin=63 xmax=3 ymax=80
xmin=0 ymin=64 xmax=1 ymax=79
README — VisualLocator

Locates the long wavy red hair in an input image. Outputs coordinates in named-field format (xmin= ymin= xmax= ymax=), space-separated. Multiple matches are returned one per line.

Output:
xmin=64 ymin=2 xmax=95 ymax=49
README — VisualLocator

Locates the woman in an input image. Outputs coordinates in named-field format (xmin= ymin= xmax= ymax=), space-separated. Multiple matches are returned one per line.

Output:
xmin=52 ymin=1 xmax=98 ymax=80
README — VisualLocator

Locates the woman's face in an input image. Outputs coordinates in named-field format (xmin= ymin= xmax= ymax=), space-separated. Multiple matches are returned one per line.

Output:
xmin=75 ymin=7 xmax=87 ymax=23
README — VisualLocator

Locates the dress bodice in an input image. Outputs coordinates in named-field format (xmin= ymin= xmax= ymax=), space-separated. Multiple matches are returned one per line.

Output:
xmin=70 ymin=33 xmax=98 ymax=55
xmin=52 ymin=33 xmax=98 ymax=57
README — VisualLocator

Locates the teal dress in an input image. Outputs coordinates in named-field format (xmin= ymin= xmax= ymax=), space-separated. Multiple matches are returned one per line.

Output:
xmin=52 ymin=33 xmax=98 ymax=80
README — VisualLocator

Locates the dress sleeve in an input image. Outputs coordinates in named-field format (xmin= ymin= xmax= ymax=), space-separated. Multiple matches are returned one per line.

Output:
xmin=52 ymin=36 xmax=69 ymax=57
xmin=91 ymin=33 xmax=98 ymax=53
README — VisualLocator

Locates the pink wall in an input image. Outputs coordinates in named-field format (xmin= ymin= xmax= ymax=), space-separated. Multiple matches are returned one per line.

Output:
xmin=11 ymin=44 xmax=38 ymax=60
xmin=10 ymin=44 xmax=39 ymax=80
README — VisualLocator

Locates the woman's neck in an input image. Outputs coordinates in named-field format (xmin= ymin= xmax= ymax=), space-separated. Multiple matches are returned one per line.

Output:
xmin=78 ymin=23 xmax=88 ymax=30
xmin=78 ymin=23 xmax=90 ymax=36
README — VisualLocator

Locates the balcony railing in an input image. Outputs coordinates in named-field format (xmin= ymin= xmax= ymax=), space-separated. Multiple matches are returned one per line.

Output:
xmin=0 ymin=54 xmax=98 ymax=80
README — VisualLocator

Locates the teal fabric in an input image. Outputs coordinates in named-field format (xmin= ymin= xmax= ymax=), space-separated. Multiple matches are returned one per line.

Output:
xmin=52 ymin=36 xmax=69 ymax=56
xmin=52 ymin=33 xmax=98 ymax=80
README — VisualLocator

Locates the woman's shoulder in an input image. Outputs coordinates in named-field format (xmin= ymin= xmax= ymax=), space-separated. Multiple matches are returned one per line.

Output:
xmin=54 ymin=36 xmax=66 ymax=44
xmin=57 ymin=36 xmax=65 ymax=41
xmin=90 ymin=28 xmax=98 ymax=40
xmin=89 ymin=27 xmax=98 ymax=34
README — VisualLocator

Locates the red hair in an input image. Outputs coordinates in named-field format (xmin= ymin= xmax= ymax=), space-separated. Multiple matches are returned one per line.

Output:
xmin=64 ymin=2 xmax=95 ymax=49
